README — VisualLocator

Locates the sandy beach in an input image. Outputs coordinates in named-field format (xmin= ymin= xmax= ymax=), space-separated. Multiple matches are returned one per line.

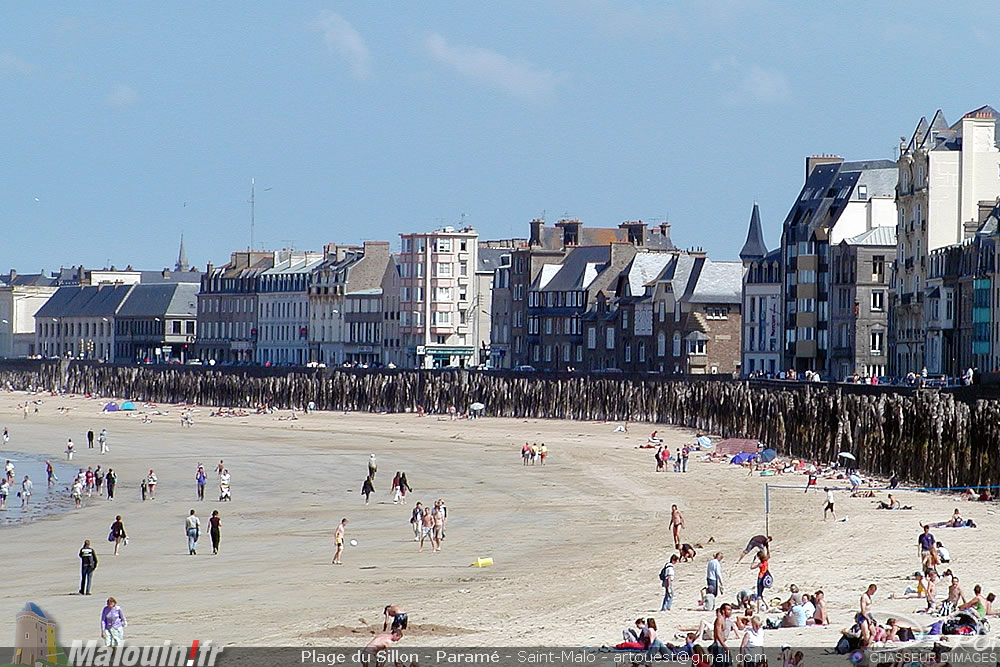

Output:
xmin=1 ymin=391 xmax=998 ymax=649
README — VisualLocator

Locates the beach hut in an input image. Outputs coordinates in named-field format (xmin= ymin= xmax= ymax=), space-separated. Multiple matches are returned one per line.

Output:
xmin=103 ymin=402 xmax=119 ymax=412
xmin=120 ymin=401 xmax=137 ymax=411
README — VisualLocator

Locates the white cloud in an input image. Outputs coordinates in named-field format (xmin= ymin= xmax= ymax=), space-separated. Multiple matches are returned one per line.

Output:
xmin=424 ymin=33 xmax=559 ymax=102
xmin=0 ymin=52 xmax=34 ymax=75
xmin=106 ymin=84 xmax=138 ymax=107
xmin=714 ymin=60 xmax=790 ymax=105
xmin=313 ymin=10 xmax=370 ymax=80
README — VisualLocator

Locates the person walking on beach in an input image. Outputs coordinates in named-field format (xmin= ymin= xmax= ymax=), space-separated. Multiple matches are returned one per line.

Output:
xmin=707 ymin=552 xmax=724 ymax=597
xmin=99 ymin=428 xmax=108 ymax=454
xmin=670 ymin=505 xmax=685 ymax=549
xmin=185 ymin=509 xmax=201 ymax=555
xmin=79 ymin=539 xmax=98 ymax=595
xmin=362 ymin=475 xmax=375 ymax=505
xmin=2 ymin=427 xmax=8 ymax=444
xmin=195 ymin=465 xmax=207 ymax=501
xmin=660 ymin=554 xmax=679 ymax=611
xmin=419 ymin=506 xmax=435 ymax=552
xmin=86 ymin=467 xmax=95 ymax=497
xmin=681 ymin=446 xmax=690 ymax=473
xmin=66 ymin=438 xmax=74 ymax=460
xmin=396 ymin=472 xmax=411 ymax=504
xmin=432 ymin=502 xmax=445 ymax=551
xmin=753 ymin=553 xmax=772 ymax=611
xmin=45 ymin=460 xmax=55 ymax=486
xmin=216 ymin=460 xmax=224 ymax=476
xmin=100 ymin=597 xmax=127 ymax=647
xmin=72 ymin=478 xmax=83 ymax=507
xmin=738 ymin=535 xmax=772 ymax=563
xmin=209 ymin=510 xmax=221 ymax=554
xmin=823 ymin=487 xmax=836 ymax=520
xmin=410 ymin=502 xmax=423 ymax=541
xmin=332 ymin=518 xmax=348 ymax=564
xmin=918 ymin=525 xmax=936 ymax=568
xmin=88 ymin=429 xmax=95 ymax=449
xmin=368 ymin=453 xmax=377 ymax=480
xmin=437 ymin=498 xmax=448 ymax=539
xmin=711 ymin=604 xmax=733 ymax=667
xmin=146 ymin=470 xmax=157 ymax=499
xmin=219 ymin=468 xmax=231 ymax=501
xmin=0 ymin=476 xmax=7 ymax=510
xmin=20 ymin=475 xmax=32 ymax=507
xmin=105 ymin=469 xmax=116 ymax=500
xmin=110 ymin=515 xmax=126 ymax=556
xmin=860 ymin=583 xmax=877 ymax=625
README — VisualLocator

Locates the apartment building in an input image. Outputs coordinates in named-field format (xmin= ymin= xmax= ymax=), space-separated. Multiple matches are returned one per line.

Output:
xmin=309 ymin=241 xmax=391 ymax=366
xmin=114 ymin=283 xmax=199 ymax=363
xmin=257 ymin=252 xmax=323 ymax=366
xmin=0 ymin=272 xmax=61 ymax=358
xmin=35 ymin=284 xmax=133 ymax=360
xmin=893 ymin=106 xmax=1000 ymax=375
xmin=828 ymin=227 xmax=895 ymax=379
xmin=780 ymin=155 xmax=897 ymax=375
xmin=396 ymin=227 xmax=479 ymax=368
xmin=502 ymin=218 xmax=675 ymax=368
xmin=739 ymin=204 xmax=781 ymax=377
xmin=196 ymin=251 xmax=275 ymax=363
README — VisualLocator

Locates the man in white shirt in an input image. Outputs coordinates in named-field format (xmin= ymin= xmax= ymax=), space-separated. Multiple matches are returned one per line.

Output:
xmin=185 ymin=509 xmax=201 ymax=555
xmin=823 ymin=488 xmax=836 ymax=520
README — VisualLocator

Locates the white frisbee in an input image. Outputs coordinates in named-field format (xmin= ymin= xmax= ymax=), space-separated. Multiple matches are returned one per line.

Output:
xmin=349 ymin=539 xmax=358 ymax=547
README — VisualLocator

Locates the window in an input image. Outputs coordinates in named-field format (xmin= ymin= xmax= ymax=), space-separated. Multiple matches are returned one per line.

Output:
xmin=460 ymin=240 xmax=467 ymax=251
xmin=672 ymin=332 xmax=681 ymax=356
xmin=706 ymin=307 xmax=729 ymax=320
xmin=435 ymin=238 xmax=452 ymax=253
xmin=857 ymin=184 xmax=868 ymax=199
xmin=638 ymin=341 xmax=646 ymax=363
xmin=435 ymin=287 xmax=452 ymax=302
xmin=624 ymin=343 xmax=631 ymax=363
xmin=657 ymin=332 xmax=666 ymax=356
xmin=870 ymin=331 xmax=884 ymax=354
xmin=872 ymin=255 xmax=885 ymax=282
xmin=563 ymin=344 xmax=570 ymax=362
xmin=545 ymin=345 xmax=552 ymax=362
xmin=434 ymin=311 xmax=452 ymax=326
xmin=587 ymin=327 xmax=596 ymax=349
xmin=797 ymin=270 xmax=816 ymax=283
xmin=606 ymin=327 xmax=615 ymax=349
xmin=658 ymin=301 xmax=665 ymax=323
xmin=870 ymin=290 xmax=885 ymax=311
xmin=576 ymin=344 xmax=583 ymax=362
xmin=687 ymin=339 xmax=706 ymax=355
xmin=622 ymin=309 xmax=629 ymax=330
xmin=544 ymin=318 xmax=553 ymax=335
xmin=459 ymin=260 xmax=468 ymax=276
xmin=436 ymin=263 xmax=453 ymax=277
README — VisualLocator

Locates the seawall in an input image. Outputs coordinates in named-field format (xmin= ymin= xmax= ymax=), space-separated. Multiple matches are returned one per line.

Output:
xmin=3 ymin=360 xmax=1000 ymax=489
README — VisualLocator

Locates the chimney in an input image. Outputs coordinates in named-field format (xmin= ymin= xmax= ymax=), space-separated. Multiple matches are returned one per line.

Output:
xmin=8 ymin=269 xmax=15 ymax=282
xmin=805 ymin=154 xmax=843 ymax=179
xmin=362 ymin=240 xmax=390 ymax=259
xmin=554 ymin=218 xmax=581 ymax=247
xmin=206 ymin=262 xmax=214 ymax=274
xmin=529 ymin=218 xmax=544 ymax=246
xmin=619 ymin=220 xmax=648 ymax=246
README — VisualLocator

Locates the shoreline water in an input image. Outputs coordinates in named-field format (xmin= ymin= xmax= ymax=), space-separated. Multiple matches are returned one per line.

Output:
xmin=0 ymin=449 xmax=87 ymax=526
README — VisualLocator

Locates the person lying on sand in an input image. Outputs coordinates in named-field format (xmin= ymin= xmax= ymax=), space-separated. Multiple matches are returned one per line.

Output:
xmin=877 ymin=494 xmax=904 ymax=510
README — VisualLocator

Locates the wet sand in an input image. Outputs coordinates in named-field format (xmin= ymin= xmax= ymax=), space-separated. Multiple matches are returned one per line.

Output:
xmin=1 ymin=392 xmax=997 ymax=649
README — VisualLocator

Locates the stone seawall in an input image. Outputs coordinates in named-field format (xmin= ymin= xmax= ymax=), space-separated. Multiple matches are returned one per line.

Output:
xmin=4 ymin=360 xmax=1000 ymax=489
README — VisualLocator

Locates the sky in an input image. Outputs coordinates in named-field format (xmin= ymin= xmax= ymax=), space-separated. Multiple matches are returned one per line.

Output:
xmin=3 ymin=2 xmax=1000 ymax=273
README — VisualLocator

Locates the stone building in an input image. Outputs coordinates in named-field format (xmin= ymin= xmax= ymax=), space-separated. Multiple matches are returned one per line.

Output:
xmin=114 ymin=283 xmax=199 ymax=363
xmin=196 ymin=251 xmax=275 ymax=363
xmin=256 ymin=252 xmax=323 ymax=366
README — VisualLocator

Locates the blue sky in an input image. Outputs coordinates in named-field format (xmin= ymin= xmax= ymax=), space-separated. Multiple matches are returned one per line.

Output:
xmin=2 ymin=2 xmax=999 ymax=272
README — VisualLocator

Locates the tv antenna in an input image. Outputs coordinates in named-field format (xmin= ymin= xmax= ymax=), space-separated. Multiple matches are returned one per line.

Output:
xmin=249 ymin=178 xmax=273 ymax=250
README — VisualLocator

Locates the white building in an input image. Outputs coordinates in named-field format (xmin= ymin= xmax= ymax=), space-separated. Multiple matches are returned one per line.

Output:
xmin=257 ymin=252 xmax=323 ymax=366
xmin=739 ymin=204 xmax=782 ymax=376
xmin=893 ymin=106 xmax=1000 ymax=374
xmin=308 ymin=241 xmax=391 ymax=366
xmin=397 ymin=227 xmax=479 ymax=368
xmin=0 ymin=272 xmax=61 ymax=358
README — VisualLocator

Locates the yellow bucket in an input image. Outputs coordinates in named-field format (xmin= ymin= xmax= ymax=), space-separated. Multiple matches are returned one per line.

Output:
xmin=471 ymin=557 xmax=494 ymax=568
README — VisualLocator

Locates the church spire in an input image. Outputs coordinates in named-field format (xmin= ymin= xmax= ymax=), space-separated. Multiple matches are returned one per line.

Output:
xmin=175 ymin=234 xmax=189 ymax=272
xmin=739 ymin=202 xmax=767 ymax=265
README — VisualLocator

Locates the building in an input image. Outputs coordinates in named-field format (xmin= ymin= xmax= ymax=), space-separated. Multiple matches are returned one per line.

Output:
xmin=34 ymin=284 xmax=132 ymax=360
xmin=13 ymin=602 xmax=58 ymax=666
xmin=256 ymin=253 xmax=323 ymax=366
xmin=397 ymin=227 xmax=480 ymax=368
xmin=739 ymin=203 xmax=782 ymax=377
xmin=309 ymin=241 xmax=392 ymax=366
xmin=473 ymin=247 xmax=509 ymax=366
xmin=488 ymin=253 xmax=514 ymax=368
xmin=602 ymin=251 xmax=676 ymax=372
xmin=196 ymin=251 xmax=276 ymax=363
xmin=893 ymin=106 xmax=1000 ymax=375
xmin=828 ymin=226 xmax=895 ymax=379
xmin=501 ymin=218 xmax=675 ymax=369
xmin=113 ymin=283 xmax=199 ymax=363
xmin=780 ymin=155 xmax=897 ymax=375
xmin=530 ymin=243 xmax=640 ymax=371
xmin=0 ymin=272 xmax=62 ymax=358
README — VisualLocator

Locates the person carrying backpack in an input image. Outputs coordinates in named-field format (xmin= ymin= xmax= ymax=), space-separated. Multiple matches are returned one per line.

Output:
xmin=660 ymin=555 xmax=679 ymax=611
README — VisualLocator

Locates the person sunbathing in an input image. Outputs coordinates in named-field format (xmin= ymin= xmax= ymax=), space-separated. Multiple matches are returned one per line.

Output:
xmin=877 ymin=494 xmax=902 ymax=510
xmin=808 ymin=590 xmax=830 ymax=625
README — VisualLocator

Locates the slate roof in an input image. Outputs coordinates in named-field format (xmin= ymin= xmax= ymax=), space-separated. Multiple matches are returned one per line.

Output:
xmin=35 ymin=284 xmax=134 ymax=318
xmin=477 ymin=248 xmax=508 ymax=273
xmin=117 ymin=283 xmax=198 ymax=318
xmin=532 ymin=246 xmax=611 ymax=292
xmin=0 ymin=272 xmax=58 ymax=287
xmin=739 ymin=203 xmax=767 ymax=261
xmin=843 ymin=226 xmax=897 ymax=246
xmin=689 ymin=260 xmax=743 ymax=304
xmin=138 ymin=270 xmax=201 ymax=284
xmin=622 ymin=253 xmax=674 ymax=296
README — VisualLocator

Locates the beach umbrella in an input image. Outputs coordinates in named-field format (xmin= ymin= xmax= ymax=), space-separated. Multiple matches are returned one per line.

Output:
xmin=696 ymin=435 xmax=712 ymax=448
xmin=731 ymin=452 xmax=755 ymax=465
xmin=838 ymin=452 xmax=856 ymax=460
xmin=120 ymin=401 xmax=137 ymax=411
xmin=470 ymin=402 xmax=485 ymax=411
xmin=103 ymin=403 xmax=119 ymax=412
xmin=760 ymin=448 xmax=777 ymax=463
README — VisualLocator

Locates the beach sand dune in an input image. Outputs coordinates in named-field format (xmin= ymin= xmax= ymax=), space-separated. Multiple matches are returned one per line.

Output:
xmin=0 ymin=393 xmax=996 ymax=648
